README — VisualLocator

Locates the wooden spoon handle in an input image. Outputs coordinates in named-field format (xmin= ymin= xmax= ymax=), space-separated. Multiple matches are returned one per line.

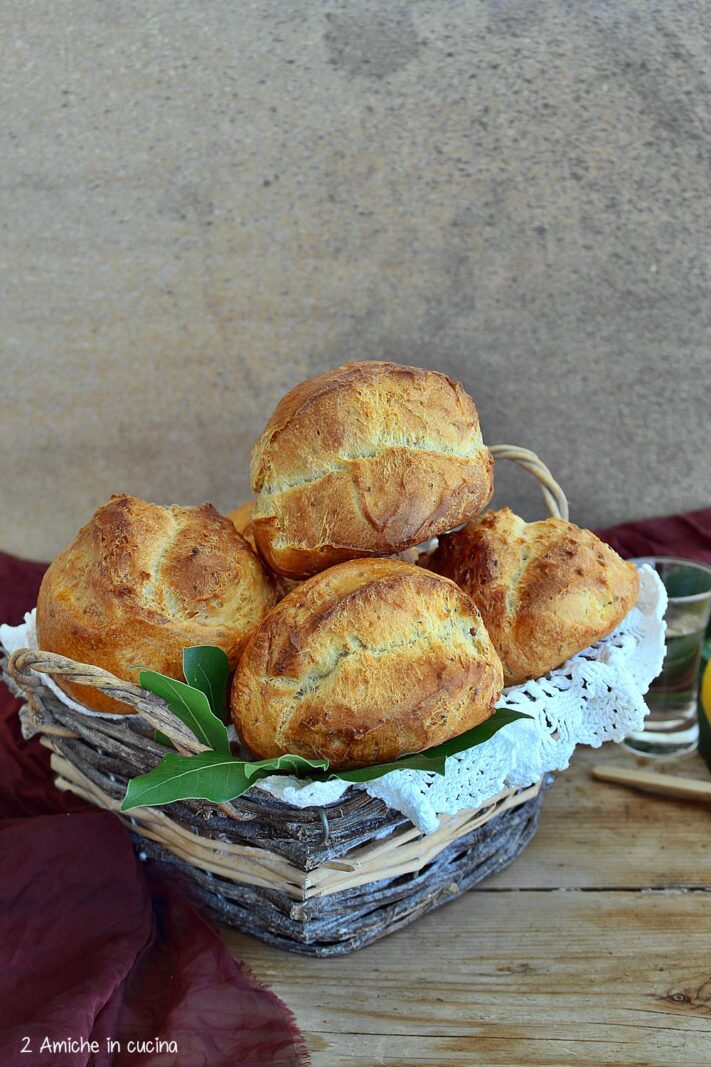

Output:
xmin=592 ymin=764 xmax=711 ymax=803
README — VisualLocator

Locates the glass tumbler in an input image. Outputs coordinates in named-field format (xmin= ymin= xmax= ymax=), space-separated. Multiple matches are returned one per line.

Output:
xmin=623 ymin=557 xmax=711 ymax=758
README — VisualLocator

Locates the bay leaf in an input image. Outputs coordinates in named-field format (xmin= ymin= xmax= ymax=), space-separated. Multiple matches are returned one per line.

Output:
xmin=139 ymin=669 xmax=230 ymax=755
xmin=121 ymin=750 xmax=328 ymax=810
xmin=182 ymin=645 xmax=229 ymax=717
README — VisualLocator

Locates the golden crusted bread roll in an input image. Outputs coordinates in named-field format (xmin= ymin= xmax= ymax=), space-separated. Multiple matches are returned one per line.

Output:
xmin=227 ymin=496 xmax=423 ymax=591
xmin=231 ymin=558 xmax=503 ymax=770
xmin=227 ymin=499 xmax=299 ymax=600
xmin=250 ymin=361 xmax=494 ymax=578
xmin=227 ymin=499 xmax=257 ymax=551
xmin=428 ymin=507 xmax=640 ymax=686
xmin=37 ymin=494 xmax=277 ymax=713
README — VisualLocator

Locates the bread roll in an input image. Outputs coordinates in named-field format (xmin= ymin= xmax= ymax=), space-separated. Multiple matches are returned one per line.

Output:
xmin=231 ymin=558 xmax=503 ymax=770
xmin=428 ymin=508 xmax=640 ymax=686
xmin=227 ymin=499 xmax=257 ymax=551
xmin=227 ymin=498 xmax=300 ymax=600
xmin=250 ymin=361 xmax=494 ymax=578
xmin=228 ymin=496 xmax=424 ymax=587
xmin=37 ymin=494 xmax=277 ymax=713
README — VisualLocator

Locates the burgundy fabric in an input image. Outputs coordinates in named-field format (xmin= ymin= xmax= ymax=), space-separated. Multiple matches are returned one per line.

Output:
xmin=595 ymin=506 xmax=711 ymax=565
xmin=0 ymin=554 xmax=309 ymax=1067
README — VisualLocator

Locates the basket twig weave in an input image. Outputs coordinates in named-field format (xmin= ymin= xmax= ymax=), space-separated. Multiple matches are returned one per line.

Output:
xmin=5 ymin=675 xmax=547 ymax=953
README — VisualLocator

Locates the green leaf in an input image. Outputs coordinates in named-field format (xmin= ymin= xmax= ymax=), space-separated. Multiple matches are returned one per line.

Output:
xmin=332 ymin=708 xmax=530 ymax=784
xmin=120 ymin=750 xmax=329 ymax=811
xmin=122 ymin=751 xmax=251 ymax=810
xmin=182 ymin=645 xmax=229 ymax=717
xmin=138 ymin=669 xmax=230 ymax=755
xmin=240 ymin=753 xmax=330 ymax=780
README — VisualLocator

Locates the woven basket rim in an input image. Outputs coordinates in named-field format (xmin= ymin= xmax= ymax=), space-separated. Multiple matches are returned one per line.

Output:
xmin=7 ymin=668 xmax=546 ymax=898
xmin=8 ymin=645 xmax=539 ymax=820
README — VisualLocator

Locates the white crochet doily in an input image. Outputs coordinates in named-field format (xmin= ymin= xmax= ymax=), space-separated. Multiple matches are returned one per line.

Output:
xmin=1 ymin=565 xmax=666 ymax=834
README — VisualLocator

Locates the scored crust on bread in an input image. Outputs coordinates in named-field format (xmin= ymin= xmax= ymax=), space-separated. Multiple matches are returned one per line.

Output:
xmin=231 ymin=557 xmax=504 ymax=770
xmin=428 ymin=507 xmax=640 ymax=686
xmin=37 ymin=494 xmax=277 ymax=713
xmin=250 ymin=361 xmax=494 ymax=578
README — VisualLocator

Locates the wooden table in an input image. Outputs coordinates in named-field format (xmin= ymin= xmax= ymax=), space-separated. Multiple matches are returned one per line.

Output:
xmin=224 ymin=744 xmax=711 ymax=1066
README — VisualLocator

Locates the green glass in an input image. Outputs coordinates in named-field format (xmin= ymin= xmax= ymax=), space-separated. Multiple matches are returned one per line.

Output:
xmin=624 ymin=557 xmax=711 ymax=758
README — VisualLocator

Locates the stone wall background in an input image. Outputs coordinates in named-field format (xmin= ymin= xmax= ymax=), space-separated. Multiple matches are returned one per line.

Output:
xmin=2 ymin=1 xmax=710 ymax=559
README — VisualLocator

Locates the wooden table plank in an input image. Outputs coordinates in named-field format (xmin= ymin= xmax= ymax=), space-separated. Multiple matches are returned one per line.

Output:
xmin=491 ymin=746 xmax=711 ymax=890
xmin=227 ymin=890 xmax=711 ymax=1066
xmin=225 ymin=745 xmax=711 ymax=1066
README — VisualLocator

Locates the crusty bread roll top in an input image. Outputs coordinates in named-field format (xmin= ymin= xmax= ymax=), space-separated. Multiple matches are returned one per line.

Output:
xmin=37 ymin=494 xmax=276 ymax=713
xmin=250 ymin=360 xmax=494 ymax=578
xmin=428 ymin=507 xmax=640 ymax=686
xmin=231 ymin=557 xmax=504 ymax=770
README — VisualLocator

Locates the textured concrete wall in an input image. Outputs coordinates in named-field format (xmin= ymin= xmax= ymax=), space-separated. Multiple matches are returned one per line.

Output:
xmin=2 ymin=1 xmax=710 ymax=560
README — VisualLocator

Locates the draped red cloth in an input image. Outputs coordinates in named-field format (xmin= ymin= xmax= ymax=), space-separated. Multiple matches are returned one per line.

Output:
xmin=595 ymin=506 xmax=711 ymax=567
xmin=2 ymin=506 xmax=710 ymax=1065
xmin=0 ymin=558 xmax=309 ymax=1067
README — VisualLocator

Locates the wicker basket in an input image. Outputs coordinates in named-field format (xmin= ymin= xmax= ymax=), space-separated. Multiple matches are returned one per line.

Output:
xmin=3 ymin=446 xmax=566 ymax=957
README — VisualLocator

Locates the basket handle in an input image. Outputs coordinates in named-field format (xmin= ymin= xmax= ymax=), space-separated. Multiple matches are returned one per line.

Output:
xmin=490 ymin=444 xmax=569 ymax=521
xmin=7 ymin=647 xmax=207 ymax=754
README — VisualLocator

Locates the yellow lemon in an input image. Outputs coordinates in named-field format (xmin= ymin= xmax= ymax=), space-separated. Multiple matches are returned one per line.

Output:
xmin=702 ymin=657 xmax=711 ymax=725
xmin=700 ymin=656 xmax=711 ymax=771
